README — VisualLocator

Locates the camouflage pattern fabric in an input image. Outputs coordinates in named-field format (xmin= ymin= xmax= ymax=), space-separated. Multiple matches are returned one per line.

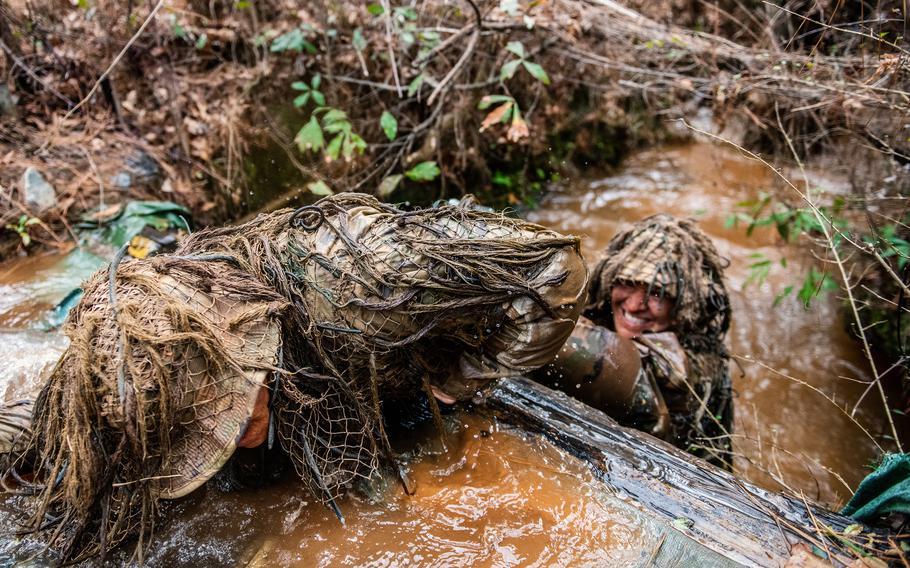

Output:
xmin=585 ymin=214 xmax=734 ymax=469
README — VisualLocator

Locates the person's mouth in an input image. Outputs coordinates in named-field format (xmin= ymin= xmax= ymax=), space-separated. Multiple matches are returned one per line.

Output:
xmin=619 ymin=308 xmax=651 ymax=329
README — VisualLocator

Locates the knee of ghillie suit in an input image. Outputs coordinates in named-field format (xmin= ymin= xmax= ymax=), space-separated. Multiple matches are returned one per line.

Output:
xmin=435 ymin=245 xmax=588 ymax=401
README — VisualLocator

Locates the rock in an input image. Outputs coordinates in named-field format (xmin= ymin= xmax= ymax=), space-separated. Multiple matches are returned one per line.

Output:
xmin=21 ymin=167 xmax=56 ymax=213
xmin=109 ymin=150 xmax=162 ymax=192
xmin=125 ymin=150 xmax=161 ymax=184
xmin=109 ymin=171 xmax=132 ymax=190
xmin=0 ymin=85 xmax=17 ymax=118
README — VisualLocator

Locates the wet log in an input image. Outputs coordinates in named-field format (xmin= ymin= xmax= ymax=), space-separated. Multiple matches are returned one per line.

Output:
xmin=485 ymin=376 xmax=870 ymax=568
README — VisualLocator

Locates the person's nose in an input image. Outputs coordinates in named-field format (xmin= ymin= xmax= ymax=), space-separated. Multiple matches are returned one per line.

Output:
xmin=622 ymin=289 xmax=647 ymax=312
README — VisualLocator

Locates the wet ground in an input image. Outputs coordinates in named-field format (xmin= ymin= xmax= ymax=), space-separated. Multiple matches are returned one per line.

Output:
xmin=0 ymin=141 xmax=899 ymax=565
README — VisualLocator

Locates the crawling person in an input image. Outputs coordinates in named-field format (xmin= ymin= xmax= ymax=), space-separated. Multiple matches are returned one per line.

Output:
xmin=3 ymin=193 xmax=586 ymax=563
xmin=535 ymin=214 xmax=734 ymax=468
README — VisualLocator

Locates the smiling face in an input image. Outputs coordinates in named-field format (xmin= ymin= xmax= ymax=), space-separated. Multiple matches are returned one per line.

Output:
xmin=610 ymin=282 xmax=675 ymax=339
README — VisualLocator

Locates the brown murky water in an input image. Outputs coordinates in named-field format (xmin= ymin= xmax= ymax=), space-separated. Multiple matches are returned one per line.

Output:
xmin=0 ymin=141 xmax=898 ymax=565
xmin=527 ymin=142 xmax=901 ymax=508
xmin=127 ymin=415 xmax=658 ymax=567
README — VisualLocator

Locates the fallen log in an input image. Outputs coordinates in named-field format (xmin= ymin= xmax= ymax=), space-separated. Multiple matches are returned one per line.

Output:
xmin=484 ymin=376 xmax=885 ymax=568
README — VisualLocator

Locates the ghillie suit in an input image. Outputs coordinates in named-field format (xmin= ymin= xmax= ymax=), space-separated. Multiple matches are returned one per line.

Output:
xmin=584 ymin=214 xmax=733 ymax=468
xmin=21 ymin=256 xmax=286 ymax=562
xmin=19 ymin=193 xmax=586 ymax=562
xmin=174 ymin=193 xmax=586 ymax=505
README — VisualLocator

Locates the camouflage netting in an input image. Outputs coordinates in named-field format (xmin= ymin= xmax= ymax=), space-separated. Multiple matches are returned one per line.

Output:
xmin=19 ymin=193 xmax=586 ymax=562
xmin=176 ymin=193 xmax=586 ymax=505
xmin=21 ymin=256 xmax=287 ymax=562
xmin=584 ymin=214 xmax=733 ymax=466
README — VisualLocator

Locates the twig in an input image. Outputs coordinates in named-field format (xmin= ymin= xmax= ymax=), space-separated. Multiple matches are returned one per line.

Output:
xmin=763 ymin=1 xmax=910 ymax=58
xmin=683 ymin=117 xmax=903 ymax=451
xmin=734 ymin=355 xmax=884 ymax=453
xmin=380 ymin=0 xmax=403 ymax=97
xmin=427 ymin=0 xmax=483 ymax=106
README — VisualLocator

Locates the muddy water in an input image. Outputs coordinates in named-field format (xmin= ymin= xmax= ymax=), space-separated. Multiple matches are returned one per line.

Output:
xmin=128 ymin=415 xmax=658 ymax=567
xmin=0 ymin=141 xmax=896 ymax=564
xmin=527 ymin=142 xmax=900 ymax=508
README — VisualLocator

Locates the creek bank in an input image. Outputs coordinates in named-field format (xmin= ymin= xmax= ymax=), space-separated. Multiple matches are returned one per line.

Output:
xmin=3 ymin=1 xmax=909 ymax=261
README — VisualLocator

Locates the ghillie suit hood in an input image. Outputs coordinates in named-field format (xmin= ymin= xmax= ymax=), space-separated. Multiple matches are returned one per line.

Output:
xmin=24 ymin=257 xmax=286 ymax=562
xmin=21 ymin=193 xmax=585 ymax=562
xmin=584 ymin=214 xmax=733 ymax=466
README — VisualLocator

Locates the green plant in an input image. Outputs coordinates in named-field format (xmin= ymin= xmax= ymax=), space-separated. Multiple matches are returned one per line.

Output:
xmin=727 ymin=194 xmax=847 ymax=308
xmin=295 ymin=107 xmax=366 ymax=162
xmin=478 ymin=94 xmax=529 ymax=142
xmin=292 ymin=75 xmax=325 ymax=108
xmin=6 ymin=215 xmax=39 ymax=246
xmin=271 ymin=26 xmax=317 ymax=54
xmin=500 ymin=41 xmax=550 ymax=85
xmin=865 ymin=224 xmax=910 ymax=270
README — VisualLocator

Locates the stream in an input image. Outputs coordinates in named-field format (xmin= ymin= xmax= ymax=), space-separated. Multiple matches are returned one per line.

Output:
xmin=0 ymin=141 xmax=899 ymax=565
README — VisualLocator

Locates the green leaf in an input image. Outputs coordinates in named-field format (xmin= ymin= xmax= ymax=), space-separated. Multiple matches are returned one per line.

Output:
xmin=408 ymin=74 xmax=425 ymax=97
xmin=367 ymin=3 xmax=384 ymax=15
xmin=326 ymin=134 xmax=344 ymax=160
xmin=306 ymin=180 xmax=333 ymax=196
xmin=311 ymin=90 xmax=326 ymax=106
xmin=311 ymin=74 xmax=321 ymax=90
xmin=500 ymin=59 xmax=522 ymax=81
xmin=301 ymin=40 xmax=317 ymax=54
xmin=21 ymin=233 xmax=30 ymax=246
xmin=798 ymin=268 xmax=836 ymax=308
xmin=477 ymin=94 xmax=514 ymax=109
xmin=350 ymin=133 xmax=367 ymax=154
xmin=271 ymin=28 xmax=304 ymax=52
xmin=505 ymin=41 xmax=525 ymax=58
xmin=522 ymin=60 xmax=550 ymax=85
xmin=772 ymin=285 xmax=794 ymax=308
xmin=293 ymin=93 xmax=310 ymax=108
xmin=353 ymin=28 xmax=367 ymax=51
xmin=377 ymin=174 xmax=403 ymax=199
xmin=380 ymin=111 xmax=398 ymax=141
xmin=322 ymin=108 xmax=348 ymax=124
xmin=24 ymin=217 xmax=40 ymax=226
xmin=291 ymin=81 xmax=310 ymax=91
xmin=195 ymin=33 xmax=208 ymax=49
xmin=235 ymin=0 xmax=251 ymax=8
xmin=395 ymin=6 xmax=418 ymax=20
xmin=341 ymin=133 xmax=366 ymax=159
xmin=405 ymin=161 xmax=441 ymax=182
xmin=295 ymin=116 xmax=324 ymax=152
xmin=323 ymin=120 xmax=350 ymax=134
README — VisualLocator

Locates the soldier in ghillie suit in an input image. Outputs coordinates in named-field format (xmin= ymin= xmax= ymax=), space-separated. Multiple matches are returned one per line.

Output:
xmin=7 ymin=193 xmax=586 ymax=562
xmin=536 ymin=214 xmax=733 ymax=468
